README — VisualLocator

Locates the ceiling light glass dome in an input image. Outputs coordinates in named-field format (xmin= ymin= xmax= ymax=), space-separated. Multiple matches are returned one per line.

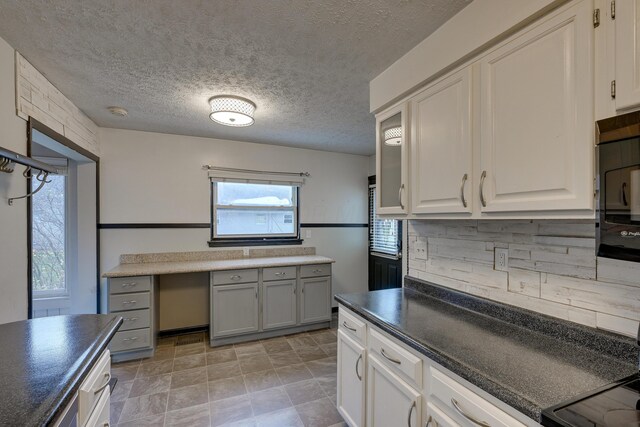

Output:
xmin=209 ymin=95 xmax=256 ymax=127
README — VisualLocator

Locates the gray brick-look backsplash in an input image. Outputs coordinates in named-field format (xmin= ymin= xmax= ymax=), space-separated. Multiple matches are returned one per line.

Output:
xmin=407 ymin=220 xmax=640 ymax=337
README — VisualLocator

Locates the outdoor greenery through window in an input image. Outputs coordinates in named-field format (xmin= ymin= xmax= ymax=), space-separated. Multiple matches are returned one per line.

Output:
xmin=369 ymin=186 xmax=400 ymax=256
xmin=32 ymin=174 xmax=66 ymax=295
xmin=213 ymin=182 xmax=298 ymax=238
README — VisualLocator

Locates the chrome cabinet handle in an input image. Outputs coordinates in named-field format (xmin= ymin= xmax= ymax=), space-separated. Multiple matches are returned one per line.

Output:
xmin=121 ymin=282 xmax=137 ymax=288
xmin=407 ymin=400 xmax=416 ymax=427
xmin=93 ymin=372 xmax=111 ymax=395
xmin=122 ymin=300 xmax=137 ymax=305
xmin=342 ymin=321 xmax=357 ymax=332
xmin=451 ymin=398 xmax=490 ymax=427
xmin=230 ymin=275 xmax=241 ymax=280
xmin=381 ymin=348 xmax=401 ymax=364
xmin=124 ymin=317 xmax=139 ymax=322
xmin=460 ymin=173 xmax=468 ymax=208
xmin=479 ymin=170 xmax=487 ymax=207
xmin=425 ymin=415 xmax=438 ymax=427
xmin=122 ymin=337 xmax=139 ymax=342
xmin=398 ymin=183 xmax=405 ymax=209
xmin=355 ymin=354 xmax=363 ymax=381
xmin=275 ymin=272 xmax=287 ymax=276
xmin=312 ymin=269 xmax=323 ymax=274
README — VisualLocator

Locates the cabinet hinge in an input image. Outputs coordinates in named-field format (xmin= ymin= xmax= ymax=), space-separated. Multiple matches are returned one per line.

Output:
xmin=611 ymin=0 xmax=615 ymax=19
xmin=593 ymin=8 xmax=600 ymax=27
xmin=611 ymin=80 xmax=616 ymax=99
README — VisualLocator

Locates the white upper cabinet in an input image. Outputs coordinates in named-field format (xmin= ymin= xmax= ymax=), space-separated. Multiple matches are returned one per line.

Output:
xmin=615 ymin=0 xmax=640 ymax=111
xmin=478 ymin=0 xmax=594 ymax=213
xmin=376 ymin=104 xmax=409 ymax=216
xmin=410 ymin=67 xmax=473 ymax=215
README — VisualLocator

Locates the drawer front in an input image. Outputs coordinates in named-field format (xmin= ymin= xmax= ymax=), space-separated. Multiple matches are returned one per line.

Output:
xmin=84 ymin=386 xmax=110 ymax=427
xmin=78 ymin=350 xmax=110 ymax=426
xmin=118 ymin=309 xmax=151 ymax=331
xmin=109 ymin=276 xmax=151 ymax=294
xmin=430 ymin=367 xmax=526 ymax=427
xmin=339 ymin=307 xmax=367 ymax=345
xmin=300 ymin=263 xmax=331 ymax=278
xmin=212 ymin=269 xmax=259 ymax=285
xmin=110 ymin=328 xmax=151 ymax=353
xmin=109 ymin=292 xmax=150 ymax=312
xmin=263 ymin=266 xmax=297 ymax=282
xmin=369 ymin=328 xmax=422 ymax=387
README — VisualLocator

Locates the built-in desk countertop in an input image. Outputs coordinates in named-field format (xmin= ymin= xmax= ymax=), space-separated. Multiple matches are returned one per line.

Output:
xmin=103 ymin=255 xmax=335 ymax=278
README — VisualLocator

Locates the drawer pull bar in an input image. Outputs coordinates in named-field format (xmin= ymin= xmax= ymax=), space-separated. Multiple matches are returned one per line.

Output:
xmin=342 ymin=321 xmax=357 ymax=332
xmin=407 ymin=400 xmax=416 ymax=427
xmin=122 ymin=300 xmax=137 ymax=305
xmin=93 ymin=372 xmax=112 ymax=395
xmin=122 ymin=337 xmax=139 ymax=342
xmin=121 ymin=283 xmax=137 ymax=288
xmin=124 ymin=317 xmax=139 ymax=322
xmin=312 ymin=269 xmax=323 ymax=274
xmin=381 ymin=348 xmax=401 ymax=365
xmin=230 ymin=275 xmax=242 ymax=280
xmin=275 ymin=272 xmax=287 ymax=276
xmin=355 ymin=354 xmax=363 ymax=381
xmin=425 ymin=415 xmax=438 ymax=427
xmin=451 ymin=398 xmax=490 ymax=427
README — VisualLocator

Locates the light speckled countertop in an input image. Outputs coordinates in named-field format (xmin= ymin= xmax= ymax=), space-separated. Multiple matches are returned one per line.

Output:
xmin=103 ymin=255 xmax=335 ymax=278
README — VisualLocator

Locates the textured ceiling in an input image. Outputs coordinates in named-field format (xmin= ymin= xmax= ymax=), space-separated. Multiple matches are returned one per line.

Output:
xmin=0 ymin=0 xmax=471 ymax=155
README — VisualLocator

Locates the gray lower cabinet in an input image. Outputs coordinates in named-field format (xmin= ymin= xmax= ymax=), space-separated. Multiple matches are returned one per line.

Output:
xmin=262 ymin=279 xmax=297 ymax=330
xmin=300 ymin=276 xmax=332 ymax=324
xmin=211 ymin=283 xmax=260 ymax=337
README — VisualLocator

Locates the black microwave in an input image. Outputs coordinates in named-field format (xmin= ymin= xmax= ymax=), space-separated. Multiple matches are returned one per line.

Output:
xmin=596 ymin=111 xmax=640 ymax=262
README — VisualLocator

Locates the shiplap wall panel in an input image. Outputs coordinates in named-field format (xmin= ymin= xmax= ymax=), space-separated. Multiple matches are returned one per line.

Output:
xmin=15 ymin=52 xmax=99 ymax=155
xmin=408 ymin=220 xmax=640 ymax=337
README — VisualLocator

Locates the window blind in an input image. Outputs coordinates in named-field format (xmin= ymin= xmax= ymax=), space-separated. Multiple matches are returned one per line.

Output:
xmin=369 ymin=186 xmax=400 ymax=257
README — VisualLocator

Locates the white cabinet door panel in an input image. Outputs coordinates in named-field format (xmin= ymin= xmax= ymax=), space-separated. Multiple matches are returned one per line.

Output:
xmin=616 ymin=0 xmax=640 ymax=110
xmin=367 ymin=355 xmax=421 ymax=427
xmin=337 ymin=330 xmax=366 ymax=427
xmin=411 ymin=67 xmax=473 ymax=214
xmin=479 ymin=0 xmax=593 ymax=213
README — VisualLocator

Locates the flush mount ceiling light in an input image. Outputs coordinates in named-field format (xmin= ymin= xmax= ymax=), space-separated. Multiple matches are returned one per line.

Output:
xmin=107 ymin=106 xmax=128 ymax=117
xmin=208 ymin=95 xmax=256 ymax=127
xmin=383 ymin=126 xmax=402 ymax=146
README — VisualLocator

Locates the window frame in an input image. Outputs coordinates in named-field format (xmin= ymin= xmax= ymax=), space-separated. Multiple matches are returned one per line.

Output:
xmin=369 ymin=183 xmax=402 ymax=259
xmin=209 ymin=181 xmax=303 ymax=247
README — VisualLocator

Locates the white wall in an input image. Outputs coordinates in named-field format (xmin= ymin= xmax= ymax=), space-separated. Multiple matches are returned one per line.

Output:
xmin=0 ymin=37 xmax=28 ymax=323
xmin=99 ymin=128 xmax=369 ymax=327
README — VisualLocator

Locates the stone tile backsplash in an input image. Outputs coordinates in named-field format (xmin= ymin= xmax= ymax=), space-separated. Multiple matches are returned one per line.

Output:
xmin=407 ymin=220 xmax=640 ymax=337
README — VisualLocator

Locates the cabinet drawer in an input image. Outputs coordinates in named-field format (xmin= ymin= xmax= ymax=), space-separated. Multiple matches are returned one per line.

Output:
xmin=109 ymin=276 xmax=151 ymax=294
xmin=84 ymin=386 xmax=110 ymax=427
xmin=263 ymin=266 xmax=297 ymax=281
xmin=430 ymin=367 xmax=526 ymax=427
xmin=300 ymin=263 xmax=331 ymax=278
xmin=109 ymin=292 xmax=150 ymax=312
xmin=369 ymin=328 xmax=422 ymax=387
xmin=339 ymin=307 xmax=366 ymax=345
xmin=78 ymin=350 xmax=110 ymax=426
xmin=110 ymin=328 xmax=151 ymax=353
xmin=212 ymin=269 xmax=259 ymax=285
xmin=118 ymin=309 xmax=151 ymax=331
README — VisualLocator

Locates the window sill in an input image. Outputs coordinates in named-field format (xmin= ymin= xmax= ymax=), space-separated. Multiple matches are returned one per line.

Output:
xmin=208 ymin=238 xmax=304 ymax=247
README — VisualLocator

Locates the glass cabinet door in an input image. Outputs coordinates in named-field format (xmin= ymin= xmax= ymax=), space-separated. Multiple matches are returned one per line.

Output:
xmin=376 ymin=105 xmax=408 ymax=215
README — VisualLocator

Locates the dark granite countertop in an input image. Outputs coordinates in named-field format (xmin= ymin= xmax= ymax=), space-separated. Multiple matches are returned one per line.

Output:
xmin=0 ymin=314 xmax=122 ymax=426
xmin=335 ymin=278 xmax=639 ymax=423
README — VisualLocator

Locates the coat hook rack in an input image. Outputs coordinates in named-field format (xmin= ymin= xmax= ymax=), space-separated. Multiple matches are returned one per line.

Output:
xmin=0 ymin=146 xmax=60 ymax=206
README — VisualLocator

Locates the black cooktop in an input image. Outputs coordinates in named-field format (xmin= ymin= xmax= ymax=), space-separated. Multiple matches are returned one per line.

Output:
xmin=543 ymin=376 xmax=640 ymax=427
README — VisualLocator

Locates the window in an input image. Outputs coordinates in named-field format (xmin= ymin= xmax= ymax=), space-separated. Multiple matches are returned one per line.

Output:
xmin=31 ymin=173 xmax=67 ymax=296
xmin=369 ymin=186 xmax=401 ymax=257
xmin=211 ymin=181 xmax=301 ymax=245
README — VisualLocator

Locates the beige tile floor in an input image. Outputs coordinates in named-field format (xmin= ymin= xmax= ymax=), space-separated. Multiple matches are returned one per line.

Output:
xmin=110 ymin=328 xmax=346 ymax=427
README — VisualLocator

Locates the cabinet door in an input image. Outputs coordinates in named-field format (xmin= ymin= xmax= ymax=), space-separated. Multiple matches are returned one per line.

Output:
xmin=337 ymin=330 xmax=366 ymax=427
xmin=478 ymin=0 xmax=593 ymax=213
xmin=411 ymin=67 xmax=473 ymax=214
xmin=212 ymin=283 xmax=259 ymax=337
xmin=262 ymin=279 xmax=297 ymax=330
xmin=300 ymin=277 xmax=331 ymax=324
xmin=376 ymin=104 xmax=409 ymax=216
xmin=616 ymin=0 xmax=640 ymax=110
xmin=367 ymin=355 xmax=422 ymax=427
